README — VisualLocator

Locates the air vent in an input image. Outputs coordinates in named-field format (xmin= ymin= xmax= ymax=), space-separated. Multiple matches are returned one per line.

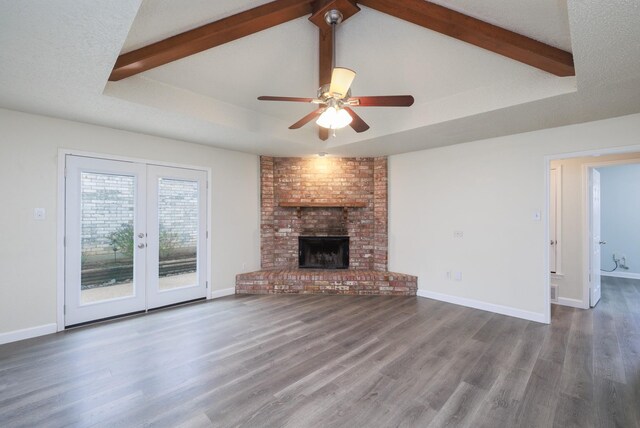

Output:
xmin=550 ymin=284 xmax=559 ymax=302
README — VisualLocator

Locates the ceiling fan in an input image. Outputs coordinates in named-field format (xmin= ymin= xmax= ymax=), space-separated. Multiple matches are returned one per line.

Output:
xmin=257 ymin=9 xmax=414 ymax=137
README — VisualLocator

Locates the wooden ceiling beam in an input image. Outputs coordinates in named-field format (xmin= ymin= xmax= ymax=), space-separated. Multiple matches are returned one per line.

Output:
xmin=356 ymin=0 xmax=575 ymax=76
xmin=110 ymin=0 xmax=574 ymax=82
xmin=109 ymin=0 xmax=316 ymax=81
xmin=318 ymin=26 xmax=333 ymax=141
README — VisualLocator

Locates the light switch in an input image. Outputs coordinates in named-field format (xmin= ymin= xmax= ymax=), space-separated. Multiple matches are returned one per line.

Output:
xmin=34 ymin=208 xmax=46 ymax=220
xmin=454 ymin=272 xmax=463 ymax=281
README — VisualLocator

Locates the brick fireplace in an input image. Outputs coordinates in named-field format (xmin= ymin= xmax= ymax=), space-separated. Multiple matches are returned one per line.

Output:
xmin=235 ymin=156 xmax=417 ymax=295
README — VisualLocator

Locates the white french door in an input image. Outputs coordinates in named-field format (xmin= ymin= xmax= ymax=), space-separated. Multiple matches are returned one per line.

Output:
xmin=64 ymin=155 xmax=208 ymax=326
xmin=146 ymin=165 xmax=208 ymax=309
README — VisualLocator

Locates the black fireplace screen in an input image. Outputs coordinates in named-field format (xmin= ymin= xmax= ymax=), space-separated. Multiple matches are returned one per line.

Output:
xmin=298 ymin=236 xmax=349 ymax=269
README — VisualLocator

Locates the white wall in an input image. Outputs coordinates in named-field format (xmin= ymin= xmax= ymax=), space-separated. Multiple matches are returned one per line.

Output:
xmin=549 ymin=153 xmax=640 ymax=302
xmin=0 ymin=108 xmax=260 ymax=337
xmin=599 ymin=163 xmax=640 ymax=276
xmin=389 ymin=113 xmax=640 ymax=322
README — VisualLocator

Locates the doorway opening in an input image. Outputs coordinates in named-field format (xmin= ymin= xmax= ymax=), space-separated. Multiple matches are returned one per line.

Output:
xmin=547 ymin=151 xmax=640 ymax=312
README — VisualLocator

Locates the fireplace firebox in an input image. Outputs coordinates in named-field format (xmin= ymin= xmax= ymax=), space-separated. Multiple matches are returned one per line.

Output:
xmin=298 ymin=236 xmax=349 ymax=269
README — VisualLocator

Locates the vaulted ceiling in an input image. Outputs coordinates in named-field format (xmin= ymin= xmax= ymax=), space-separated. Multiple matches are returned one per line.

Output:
xmin=1 ymin=1 xmax=639 ymax=156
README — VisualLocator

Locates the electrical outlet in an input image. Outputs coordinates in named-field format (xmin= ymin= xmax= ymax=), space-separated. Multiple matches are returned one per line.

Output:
xmin=242 ymin=262 xmax=246 ymax=270
xmin=446 ymin=271 xmax=452 ymax=280
xmin=453 ymin=231 xmax=463 ymax=238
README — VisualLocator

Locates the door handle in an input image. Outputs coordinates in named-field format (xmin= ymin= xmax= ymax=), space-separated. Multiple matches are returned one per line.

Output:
xmin=599 ymin=241 xmax=606 ymax=245
xmin=138 ymin=233 xmax=145 ymax=238
xmin=138 ymin=243 xmax=146 ymax=249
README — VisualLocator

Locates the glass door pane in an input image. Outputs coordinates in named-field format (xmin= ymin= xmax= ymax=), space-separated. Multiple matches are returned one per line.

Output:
xmin=80 ymin=172 xmax=135 ymax=304
xmin=157 ymin=178 xmax=199 ymax=290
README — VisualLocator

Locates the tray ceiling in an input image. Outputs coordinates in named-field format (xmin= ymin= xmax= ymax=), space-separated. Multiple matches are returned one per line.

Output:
xmin=1 ymin=1 xmax=639 ymax=156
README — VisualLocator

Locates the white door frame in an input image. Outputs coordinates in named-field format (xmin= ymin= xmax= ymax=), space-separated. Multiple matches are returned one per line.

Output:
xmin=544 ymin=145 xmax=640 ymax=318
xmin=57 ymin=149 xmax=212 ymax=331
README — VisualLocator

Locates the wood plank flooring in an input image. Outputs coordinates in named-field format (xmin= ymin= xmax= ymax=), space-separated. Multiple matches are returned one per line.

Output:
xmin=1 ymin=277 xmax=639 ymax=427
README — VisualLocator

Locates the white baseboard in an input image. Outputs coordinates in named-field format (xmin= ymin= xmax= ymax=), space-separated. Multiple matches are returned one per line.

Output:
xmin=554 ymin=297 xmax=588 ymax=309
xmin=416 ymin=289 xmax=547 ymax=323
xmin=0 ymin=323 xmax=57 ymax=345
xmin=602 ymin=271 xmax=640 ymax=280
xmin=210 ymin=287 xmax=235 ymax=299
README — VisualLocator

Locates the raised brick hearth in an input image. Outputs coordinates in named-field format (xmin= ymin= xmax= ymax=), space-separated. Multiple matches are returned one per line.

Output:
xmin=236 ymin=270 xmax=417 ymax=295
xmin=236 ymin=156 xmax=417 ymax=296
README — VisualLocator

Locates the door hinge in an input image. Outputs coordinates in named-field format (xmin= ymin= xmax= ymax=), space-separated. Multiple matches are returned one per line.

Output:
xmin=206 ymin=231 xmax=209 ymax=239
xmin=63 ymin=236 xmax=66 ymax=247
xmin=206 ymin=281 xmax=209 ymax=289
xmin=63 ymin=305 xmax=66 ymax=314
xmin=207 ymin=181 xmax=209 ymax=189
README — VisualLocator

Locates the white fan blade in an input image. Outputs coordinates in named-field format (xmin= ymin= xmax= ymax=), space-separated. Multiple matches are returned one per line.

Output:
xmin=329 ymin=67 xmax=356 ymax=98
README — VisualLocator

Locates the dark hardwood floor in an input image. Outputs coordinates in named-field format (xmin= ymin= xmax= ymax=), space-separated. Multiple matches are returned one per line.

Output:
xmin=1 ymin=278 xmax=639 ymax=427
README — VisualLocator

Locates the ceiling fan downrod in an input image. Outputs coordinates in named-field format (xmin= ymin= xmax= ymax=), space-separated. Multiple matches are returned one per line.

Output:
xmin=324 ymin=9 xmax=343 ymax=71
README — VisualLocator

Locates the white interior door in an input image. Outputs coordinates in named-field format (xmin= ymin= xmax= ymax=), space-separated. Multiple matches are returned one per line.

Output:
xmin=590 ymin=168 xmax=602 ymax=307
xmin=65 ymin=155 xmax=208 ymax=325
xmin=146 ymin=166 xmax=208 ymax=309
xmin=550 ymin=167 xmax=558 ymax=273
xmin=65 ymin=156 xmax=147 ymax=326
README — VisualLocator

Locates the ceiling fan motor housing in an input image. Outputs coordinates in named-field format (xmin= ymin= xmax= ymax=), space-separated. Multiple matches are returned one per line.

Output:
xmin=317 ymin=84 xmax=351 ymax=102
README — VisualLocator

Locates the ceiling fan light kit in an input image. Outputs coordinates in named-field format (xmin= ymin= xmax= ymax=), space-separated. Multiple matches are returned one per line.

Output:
xmin=317 ymin=106 xmax=353 ymax=129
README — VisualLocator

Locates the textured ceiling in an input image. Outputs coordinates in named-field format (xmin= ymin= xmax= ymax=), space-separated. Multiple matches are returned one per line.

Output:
xmin=0 ymin=1 xmax=639 ymax=156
